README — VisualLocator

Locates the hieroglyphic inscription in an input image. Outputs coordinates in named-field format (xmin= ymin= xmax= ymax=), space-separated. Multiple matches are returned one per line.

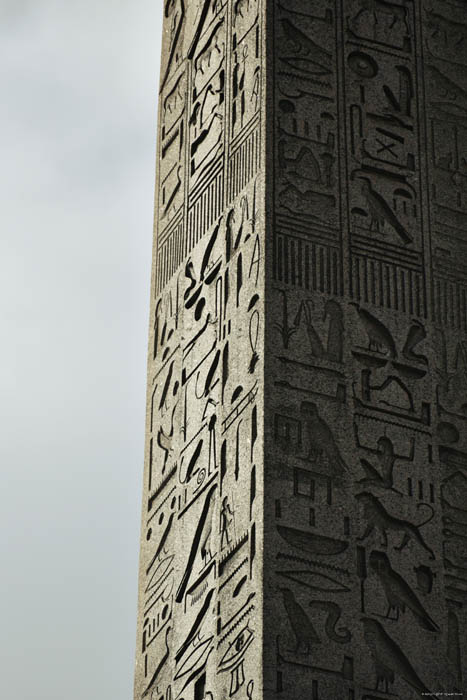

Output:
xmin=135 ymin=2 xmax=265 ymax=699
xmin=137 ymin=1 xmax=467 ymax=698
xmin=422 ymin=0 xmax=467 ymax=329
xmin=272 ymin=0 xmax=344 ymax=296
xmin=265 ymin=0 xmax=467 ymax=698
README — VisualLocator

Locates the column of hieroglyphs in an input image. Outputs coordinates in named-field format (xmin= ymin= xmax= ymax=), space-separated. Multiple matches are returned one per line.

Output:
xmin=134 ymin=2 xmax=266 ymax=700
xmin=264 ymin=0 xmax=467 ymax=698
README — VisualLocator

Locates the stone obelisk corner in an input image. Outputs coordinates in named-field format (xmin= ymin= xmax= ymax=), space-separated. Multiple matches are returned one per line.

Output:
xmin=135 ymin=1 xmax=467 ymax=699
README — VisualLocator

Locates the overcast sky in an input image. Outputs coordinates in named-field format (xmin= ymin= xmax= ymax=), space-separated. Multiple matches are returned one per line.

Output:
xmin=1 ymin=2 xmax=161 ymax=698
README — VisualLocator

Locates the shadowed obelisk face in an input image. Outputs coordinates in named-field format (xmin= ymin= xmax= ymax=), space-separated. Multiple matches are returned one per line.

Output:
xmin=267 ymin=0 xmax=467 ymax=697
xmin=136 ymin=0 xmax=467 ymax=697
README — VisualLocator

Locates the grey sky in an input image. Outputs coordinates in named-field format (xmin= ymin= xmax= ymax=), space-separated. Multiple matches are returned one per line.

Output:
xmin=1 ymin=2 xmax=161 ymax=698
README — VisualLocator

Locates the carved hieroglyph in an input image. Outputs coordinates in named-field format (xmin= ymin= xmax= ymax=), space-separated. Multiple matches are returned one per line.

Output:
xmin=135 ymin=1 xmax=467 ymax=698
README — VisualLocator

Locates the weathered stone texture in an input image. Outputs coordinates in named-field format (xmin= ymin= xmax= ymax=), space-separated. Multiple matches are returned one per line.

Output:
xmin=134 ymin=3 xmax=265 ymax=699
xmin=135 ymin=1 xmax=467 ymax=698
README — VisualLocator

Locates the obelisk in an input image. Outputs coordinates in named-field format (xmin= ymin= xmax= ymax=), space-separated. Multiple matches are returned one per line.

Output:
xmin=135 ymin=2 xmax=467 ymax=698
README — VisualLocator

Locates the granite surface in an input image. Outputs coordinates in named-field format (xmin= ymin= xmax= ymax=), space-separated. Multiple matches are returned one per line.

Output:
xmin=134 ymin=2 xmax=467 ymax=698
